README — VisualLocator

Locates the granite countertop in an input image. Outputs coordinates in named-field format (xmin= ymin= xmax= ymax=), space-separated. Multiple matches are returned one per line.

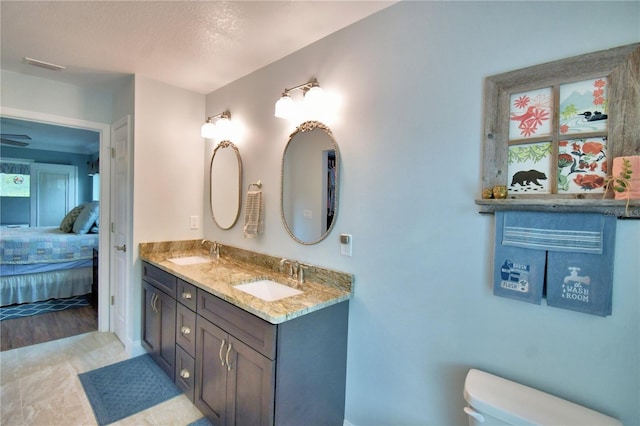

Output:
xmin=139 ymin=243 xmax=352 ymax=324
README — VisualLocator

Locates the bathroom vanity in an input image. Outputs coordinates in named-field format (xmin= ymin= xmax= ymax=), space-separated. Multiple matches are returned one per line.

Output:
xmin=140 ymin=241 xmax=352 ymax=425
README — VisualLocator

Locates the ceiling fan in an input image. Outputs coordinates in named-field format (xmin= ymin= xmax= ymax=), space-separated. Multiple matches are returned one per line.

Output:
xmin=1 ymin=134 xmax=31 ymax=147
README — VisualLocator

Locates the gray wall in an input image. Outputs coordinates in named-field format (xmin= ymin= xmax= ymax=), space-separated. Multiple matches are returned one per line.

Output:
xmin=0 ymin=146 xmax=95 ymax=225
xmin=202 ymin=2 xmax=640 ymax=425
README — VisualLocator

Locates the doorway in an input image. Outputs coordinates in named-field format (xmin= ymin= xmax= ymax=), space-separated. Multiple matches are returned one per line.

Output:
xmin=1 ymin=107 xmax=112 ymax=332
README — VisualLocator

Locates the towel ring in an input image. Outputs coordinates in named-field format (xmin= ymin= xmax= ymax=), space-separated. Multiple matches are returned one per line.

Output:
xmin=248 ymin=180 xmax=262 ymax=191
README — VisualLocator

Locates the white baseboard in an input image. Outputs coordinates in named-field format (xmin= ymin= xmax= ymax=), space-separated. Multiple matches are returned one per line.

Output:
xmin=127 ymin=338 xmax=146 ymax=357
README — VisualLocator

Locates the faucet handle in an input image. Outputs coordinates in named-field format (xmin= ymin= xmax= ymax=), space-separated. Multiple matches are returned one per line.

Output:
xmin=280 ymin=258 xmax=293 ymax=276
xmin=297 ymin=264 xmax=309 ymax=283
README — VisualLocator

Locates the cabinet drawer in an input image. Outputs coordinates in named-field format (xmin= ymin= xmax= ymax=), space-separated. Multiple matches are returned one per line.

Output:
xmin=177 ymin=279 xmax=197 ymax=311
xmin=176 ymin=303 xmax=196 ymax=357
xmin=198 ymin=290 xmax=277 ymax=359
xmin=142 ymin=262 xmax=176 ymax=298
xmin=175 ymin=345 xmax=195 ymax=402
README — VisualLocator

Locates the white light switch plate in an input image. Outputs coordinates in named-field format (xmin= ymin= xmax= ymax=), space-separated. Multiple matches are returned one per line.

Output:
xmin=190 ymin=215 xmax=199 ymax=230
xmin=340 ymin=234 xmax=352 ymax=256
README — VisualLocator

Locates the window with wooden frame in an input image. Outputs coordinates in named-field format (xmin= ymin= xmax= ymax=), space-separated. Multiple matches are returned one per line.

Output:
xmin=477 ymin=43 xmax=640 ymax=218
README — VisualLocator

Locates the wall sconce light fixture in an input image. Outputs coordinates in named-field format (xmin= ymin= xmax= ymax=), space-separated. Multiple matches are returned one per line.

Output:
xmin=274 ymin=78 xmax=326 ymax=121
xmin=201 ymin=110 xmax=233 ymax=141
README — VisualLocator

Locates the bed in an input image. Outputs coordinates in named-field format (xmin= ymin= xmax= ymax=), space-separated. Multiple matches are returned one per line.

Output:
xmin=0 ymin=226 xmax=99 ymax=306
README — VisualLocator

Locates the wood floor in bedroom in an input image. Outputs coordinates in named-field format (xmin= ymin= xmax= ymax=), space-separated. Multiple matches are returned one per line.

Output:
xmin=0 ymin=304 xmax=98 ymax=351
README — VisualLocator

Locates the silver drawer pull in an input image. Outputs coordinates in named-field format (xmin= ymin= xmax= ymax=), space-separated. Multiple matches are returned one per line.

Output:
xmin=219 ymin=339 xmax=226 ymax=366
xmin=181 ymin=326 xmax=191 ymax=335
xmin=181 ymin=291 xmax=192 ymax=300
xmin=179 ymin=368 xmax=190 ymax=379
xmin=225 ymin=343 xmax=233 ymax=371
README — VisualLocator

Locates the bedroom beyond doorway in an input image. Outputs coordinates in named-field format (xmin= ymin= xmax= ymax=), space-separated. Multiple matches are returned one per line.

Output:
xmin=0 ymin=301 xmax=97 ymax=351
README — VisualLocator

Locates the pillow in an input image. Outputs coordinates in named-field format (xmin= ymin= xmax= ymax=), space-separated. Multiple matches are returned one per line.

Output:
xmin=60 ymin=203 xmax=88 ymax=233
xmin=73 ymin=201 xmax=99 ymax=234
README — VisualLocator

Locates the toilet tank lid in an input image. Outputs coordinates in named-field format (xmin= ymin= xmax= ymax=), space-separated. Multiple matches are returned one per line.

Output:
xmin=463 ymin=369 xmax=621 ymax=426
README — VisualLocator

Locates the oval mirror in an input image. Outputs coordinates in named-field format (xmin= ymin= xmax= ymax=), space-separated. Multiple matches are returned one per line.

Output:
xmin=281 ymin=121 xmax=339 ymax=244
xmin=210 ymin=140 xmax=242 ymax=230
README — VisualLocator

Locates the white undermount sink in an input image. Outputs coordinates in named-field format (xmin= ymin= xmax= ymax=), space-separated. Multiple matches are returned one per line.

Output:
xmin=234 ymin=280 xmax=303 ymax=302
xmin=167 ymin=256 xmax=211 ymax=265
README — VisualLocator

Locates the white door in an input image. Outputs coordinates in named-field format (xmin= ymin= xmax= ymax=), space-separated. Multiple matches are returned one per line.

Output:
xmin=110 ymin=116 xmax=131 ymax=346
xmin=30 ymin=163 xmax=77 ymax=226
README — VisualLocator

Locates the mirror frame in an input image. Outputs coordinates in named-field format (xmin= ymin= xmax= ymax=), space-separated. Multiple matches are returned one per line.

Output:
xmin=280 ymin=121 xmax=340 ymax=245
xmin=209 ymin=140 xmax=243 ymax=230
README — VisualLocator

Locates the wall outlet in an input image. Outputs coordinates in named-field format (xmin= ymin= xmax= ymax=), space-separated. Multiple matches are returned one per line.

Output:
xmin=340 ymin=234 xmax=352 ymax=256
xmin=190 ymin=215 xmax=199 ymax=230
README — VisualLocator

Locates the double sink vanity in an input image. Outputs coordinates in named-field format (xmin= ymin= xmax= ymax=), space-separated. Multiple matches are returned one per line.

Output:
xmin=139 ymin=239 xmax=353 ymax=425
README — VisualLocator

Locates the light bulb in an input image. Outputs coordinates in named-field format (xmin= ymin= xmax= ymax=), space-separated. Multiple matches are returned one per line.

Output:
xmin=215 ymin=117 xmax=232 ymax=141
xmin=201 ymin=121 xmax=216 ymax=139
xmin=303 ymin=86 xmax=325 ymax=120
xmin=275 ymin=94 xmax=296 ymax=119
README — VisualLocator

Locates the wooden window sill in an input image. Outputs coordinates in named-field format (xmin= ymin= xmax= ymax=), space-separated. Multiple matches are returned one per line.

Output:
xmin=475 ymin=198 xmax=640 ymax=218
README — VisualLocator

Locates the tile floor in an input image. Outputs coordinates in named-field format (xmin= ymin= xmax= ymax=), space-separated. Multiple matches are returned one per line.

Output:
xmin=0 ymin=331 xmax=204 ymax=425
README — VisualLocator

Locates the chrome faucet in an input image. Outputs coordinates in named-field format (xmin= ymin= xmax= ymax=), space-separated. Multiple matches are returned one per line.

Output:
xmin=280 ymin=258 xmax=309 ymax=283
xmin=280 ymin=258 xmax=295 ymax=278
xmin=296 ymin=263 xmax=309 ymax=283
xmin=202 ymin=239 xmax=220 ymax=259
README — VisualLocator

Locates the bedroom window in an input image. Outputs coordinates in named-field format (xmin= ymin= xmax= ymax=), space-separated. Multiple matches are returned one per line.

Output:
xmin=0 ymin=159 xmax=32 ymax=197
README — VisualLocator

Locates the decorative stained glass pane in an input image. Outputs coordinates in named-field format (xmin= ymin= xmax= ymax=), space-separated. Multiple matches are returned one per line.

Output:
xmin=557 ymin=137 xmax=607 ymax=193
xmin=509 ymin=88 xmax=552 ymax=140
xmin=559 ymin=78 xmax=608 ymax=135
xmin=507 ymin=142 xmax=552 ymax=194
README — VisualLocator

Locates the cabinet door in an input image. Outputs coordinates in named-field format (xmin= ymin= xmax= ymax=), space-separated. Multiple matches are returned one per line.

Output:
xmin=157 ymin=289 xmax=176 ymax=380
xmin=142 ymin=281 xmax=176 ymax=380
xmin=195 ymin=317 xmax=228 ymax=426
xmin=227 ymin=336 xmax=275 ymax=426
xmin=142 ymin=281 xmax=160 ymax=354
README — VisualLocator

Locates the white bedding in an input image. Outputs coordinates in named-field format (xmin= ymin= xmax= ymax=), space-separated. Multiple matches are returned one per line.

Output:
xmin=0 ymin=226 xmax=98 ymax=306
xmin=1 ymin=267 xmax=92 ymax=306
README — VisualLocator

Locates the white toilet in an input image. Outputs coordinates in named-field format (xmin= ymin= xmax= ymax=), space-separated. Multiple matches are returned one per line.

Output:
xmin=463 ymin=369 xmax=622 ymax=425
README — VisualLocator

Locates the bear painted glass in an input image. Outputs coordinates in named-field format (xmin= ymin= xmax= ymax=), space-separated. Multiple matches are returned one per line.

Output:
xmin=508 ymin=142 xmax=552 ymax=194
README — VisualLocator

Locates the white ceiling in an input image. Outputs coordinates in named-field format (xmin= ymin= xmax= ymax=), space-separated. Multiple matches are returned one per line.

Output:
xmin=1 ymin=0 xmax=395 ymax=94
xmin=0 ymin=1 xmax=394 ymax=155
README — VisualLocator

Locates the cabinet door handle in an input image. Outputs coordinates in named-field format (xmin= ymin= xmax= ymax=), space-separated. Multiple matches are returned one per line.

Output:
xmin=181 ymin=291 xmax=192 ymax=300
xmin=225 ymin=343 xmax=233 ymax=371
xmin=219 ymin=339 xmax=226 ymax=367
xmin=150 ymin=293 xmax=157 ymax=313
xmin=180 ymin=325 xmax=191 ymax=335
xmin=179 ymin=368 xmax=191 ymax=379
xmin=153 ymin=293 xmax=158 ymax=313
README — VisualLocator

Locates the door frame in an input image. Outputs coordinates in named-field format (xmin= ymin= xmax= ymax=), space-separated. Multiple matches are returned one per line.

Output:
xmin=0 ymin=106 xmax=112 ymax=332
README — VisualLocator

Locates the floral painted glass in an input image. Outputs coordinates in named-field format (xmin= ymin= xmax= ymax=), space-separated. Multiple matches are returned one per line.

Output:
xmin=509 ymin=87 xmax=552 ymax=140
xmin=557 ymin=137 xmax=607 ymax=193
xmin=508 ymin=142 xmax=552 ymax=194
xmin=559 ymin=78 xmax=608 ymax=135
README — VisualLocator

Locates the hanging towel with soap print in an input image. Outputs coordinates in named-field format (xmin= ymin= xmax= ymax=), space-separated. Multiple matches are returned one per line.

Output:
xmin=545 ymin=215 xmax=616 ymax=316
xmin=495 ymin=211 xmax=616 ymax=316
xmin=493 ymin=211 xmax=546 ymax=304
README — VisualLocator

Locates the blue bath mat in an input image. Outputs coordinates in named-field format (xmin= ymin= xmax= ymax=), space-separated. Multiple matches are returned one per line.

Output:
xmin=0 ymin=295 xmax=89 ymax=321
xmin=79 ymin=354 xmax=181 ymax=425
